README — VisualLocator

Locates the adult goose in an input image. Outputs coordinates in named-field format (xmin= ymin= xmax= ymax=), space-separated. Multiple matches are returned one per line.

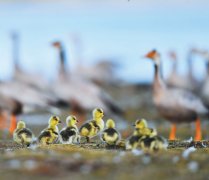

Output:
xmin=52 ymin=41 xmax=122 ymax=115
xmin=0 ymin=94 xmax=23 ymax=134
xmin=145 ymin=49 xmax=208 ymax=141
xmin=166 ymin=50 xmax=199 ymax=92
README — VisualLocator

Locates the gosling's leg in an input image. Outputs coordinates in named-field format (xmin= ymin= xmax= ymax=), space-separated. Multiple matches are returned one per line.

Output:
xmin=194 ymin=118 xmax=202 ymax=141
xmin=169 ymin=123 xmax=176 ymax=140
xmin=86 ymin=137 xmax=90 ymax=143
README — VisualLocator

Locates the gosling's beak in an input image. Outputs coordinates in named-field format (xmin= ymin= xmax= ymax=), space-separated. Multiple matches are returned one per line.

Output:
xmin=58 ymin=120 xmax=62 ymax=124
xmin=132 ymin=124 xmax=135 ymax=127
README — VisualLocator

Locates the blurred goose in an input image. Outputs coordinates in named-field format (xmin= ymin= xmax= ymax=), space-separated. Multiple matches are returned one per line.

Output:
xmin=0 ymin=81 xmax=61 ymax=114
xmin=195 ymin=49 xmax=209 ymax=107
xmin=0 ymin=94 xmax=22 ymax=134
xmin=144 ymin=49 xmax=208 ymax=141
xmin=9 ymin=32 xmax=67 ymax=110
xmin=166 ymin=50 xmax=198 ymax=92
xmin=70 ymin=35 xmax=118 ymax=85
xmin=52 ymin=41 xmax=122 ymax=115
xmin=11 ymin=32 xmax=50 ymax=91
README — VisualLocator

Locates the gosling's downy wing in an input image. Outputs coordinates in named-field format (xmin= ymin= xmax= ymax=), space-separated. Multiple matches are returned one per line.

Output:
xmin=103 ymin=128 xmax=118 ymax=136
xmin=60 ymin=127 xmax=77 ymax=141
xmin=38 ymin=130 xmax=51 ymax=141
xmin=17 ymin=128 xmax=33 ymax=137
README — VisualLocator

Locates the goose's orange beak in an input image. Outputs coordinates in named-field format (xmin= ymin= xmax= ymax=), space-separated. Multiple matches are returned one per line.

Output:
xmin=52 ymin=42 xmax=60 ymax=48
xmin=145 ymin=50 xmax=157 ymax=59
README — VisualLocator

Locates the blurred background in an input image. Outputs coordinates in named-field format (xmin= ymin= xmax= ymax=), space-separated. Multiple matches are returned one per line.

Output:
xmin=0 ymin=0 xmax=209 ymax=82
xmin=1 ymin=0 xmax=209 ymax=138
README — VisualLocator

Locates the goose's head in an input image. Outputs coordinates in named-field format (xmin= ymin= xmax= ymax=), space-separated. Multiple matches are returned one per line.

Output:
xmin=106 ymin=119 xmax=115 ymax=128
xmin=134 ymin=119 xmax=148 ymax=129
xmin=93 ymin=108 xmax=104 ymax=119
xmin=145 ymin=49 xmax=161 ymax=65
xmin=17 ymin=121 xmax=26 ymax=129
xmin=66 ymin=115 xmax=78 ymax=127
xmin=52 ymin=41 xmax=61 ymax=49
xmin=48 ymin=115 xmax=61 ymax=127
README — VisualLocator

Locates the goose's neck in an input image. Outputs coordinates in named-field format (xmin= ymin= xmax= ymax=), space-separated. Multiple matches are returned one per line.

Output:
xmin=12 ymin=34 xmax=20 ymax=72
xmin=187 ymin=53 xmax=194 ymax=79
xmin=206 ymin=62 xmax=209 ymax=75
xmin=172 ymin=60 xmax=177 ymax=74
xmin=154 ymin=62 xmax=166 ymax=90
xmin=59 ymin=46 xmax=67 ymax=73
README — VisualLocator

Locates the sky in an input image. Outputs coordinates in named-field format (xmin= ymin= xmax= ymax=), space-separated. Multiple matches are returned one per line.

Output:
xmin=0 ymin=0 xmax=209 ymax=83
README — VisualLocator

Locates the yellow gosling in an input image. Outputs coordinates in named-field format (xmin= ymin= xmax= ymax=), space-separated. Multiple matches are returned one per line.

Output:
xmin=38 ymin=116 xmax=61 ymax=145
xmin=60 ymin=115 xmax=80 ymax=144
xmin=79 ymin=108 xmax=104 ymax=143
xmin=101 ymin=119 xmax=120 ymax=145
xmin=126 ymin=130 xmax=141 ymax=150
xmin=13 ymin=121 xmax=34 ymax=147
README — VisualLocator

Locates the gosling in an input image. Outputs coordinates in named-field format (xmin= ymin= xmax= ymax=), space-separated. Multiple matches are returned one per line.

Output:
xmin=101 ymin=119 xmax=120 ymax=146
xmin=79 ymin=108 xmax=104 ymax=143
xmin=60 ymin=115 xmax=80 ymax=144
xmin=13 ymin=121 xmax=34 ymax=147
xmin=134 ymin=119 xmax=157 ymax=137
xmin=38 ymin=115 xmax=61 ymax=145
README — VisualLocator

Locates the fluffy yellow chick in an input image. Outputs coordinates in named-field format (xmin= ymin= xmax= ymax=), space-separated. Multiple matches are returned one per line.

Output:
xmin=60 ymin=115 xmax=80 ymax=144
xmin=134 ymin=119 xmax=157 ymax=137
xmin=101 ymin=119 xmax=120 ymax=145
xmin=79 ymin=108 xmax=104 ymax=142
xmin=139 ymin=135 xmax=167 ymax=152
xmin=126 ymin=130 xmax=142 ymax=150
xmin=13 ymin=121 xmax=34 ymax=147
xmin=38 ymin=116 xmax=61 ymax=145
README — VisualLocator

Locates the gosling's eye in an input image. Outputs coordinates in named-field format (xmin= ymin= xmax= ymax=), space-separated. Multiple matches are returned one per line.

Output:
xmin=97 ymin=109 xmax=102 ymax=113
xmin=53 ymin=116 xmax=57 ymax=120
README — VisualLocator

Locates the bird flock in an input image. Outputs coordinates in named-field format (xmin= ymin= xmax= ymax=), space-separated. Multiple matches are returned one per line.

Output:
xmin=2 ymin=34 xmax=209 ymax=145
xmin=13 ymin=108 xmax=167 ymax=152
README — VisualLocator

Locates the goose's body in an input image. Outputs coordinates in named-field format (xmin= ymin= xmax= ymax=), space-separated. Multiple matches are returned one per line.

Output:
xmin=145 ymin=50 xmax=207 ymax=140
xmin=0 ymin=81 xmax=61 ymax=113
xmin=196 ymin=50 xmax=209 ymax=108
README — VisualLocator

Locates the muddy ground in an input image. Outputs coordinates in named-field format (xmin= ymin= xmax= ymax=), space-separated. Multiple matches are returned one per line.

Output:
xmin=1 ymin=84 xmax=209 ymax=180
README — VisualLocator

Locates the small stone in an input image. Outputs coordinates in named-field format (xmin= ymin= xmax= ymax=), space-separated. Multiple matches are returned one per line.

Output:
xmin=142 ymin=156 xmax=151 ymax=165
xmin=172 ymin=156 xmax=180 ymax=164
xmin=187 ymin=161 xmax=199 ymax=173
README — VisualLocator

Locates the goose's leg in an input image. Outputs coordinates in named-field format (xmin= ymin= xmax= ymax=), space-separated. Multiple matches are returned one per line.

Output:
xmin=9 ymin=114 xmax=17 ymax=135
xmin=194 ymin=118 xmax=202 ymax=141
xmin=169 ymin=124 xmax=176 ymax=140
